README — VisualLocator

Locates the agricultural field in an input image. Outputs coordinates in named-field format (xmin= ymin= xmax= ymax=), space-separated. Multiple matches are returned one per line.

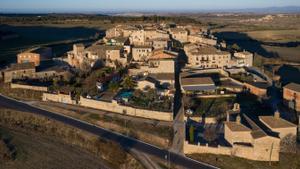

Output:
xmin=190 ymin=14 xmax=300 ymax=63
xmin=189 ymin=152 xmax=300 ymax=169
xmin=246 ymin=29 xmax=300 ymax=43
xmin=0 ymin=24 xmax=102 ymax=67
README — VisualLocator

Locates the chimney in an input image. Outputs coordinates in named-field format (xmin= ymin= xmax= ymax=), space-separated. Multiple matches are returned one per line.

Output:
xmin=274 ymin=111 xmax=280 ymax=119
xmin=233 ymin=103 xmax=240 ymax=112
xmin=236 ymin=115 xmax=241 ymax=124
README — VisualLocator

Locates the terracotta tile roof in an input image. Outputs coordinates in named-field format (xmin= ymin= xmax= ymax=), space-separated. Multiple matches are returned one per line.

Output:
xmin=284 ymin=83 xmax=300 ymax=92
xmin=170 ymin=28 xmax=187 ymax=33
xmin=149 ymin=50 xmax=177 ymax=60
xmin=242 ymin=114 xmax=268 ymax=139
xmin=225 ymin=122 xmax=251 ymax=132
xmin=6 ymin=62 xmax=35 ymax=71
xmin=181 ymin=77 xmax=215 ymax=86
xmin=133 ymin=45 xmax=152 ymax=49
xmin=74 ymin=43 xmax=85 ymax=48
xmin=148 ymin=73 xmax=174 ymax=81
xmin=259 ymin=116 xmax=297 ymax=129
xmin=189 ymin=46 xmax=230 ymax=55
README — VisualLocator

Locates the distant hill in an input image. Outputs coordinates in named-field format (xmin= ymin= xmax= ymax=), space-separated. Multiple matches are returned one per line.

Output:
xmin=111 ymin=6 xmax=300 ymax=16
xmin=230 ymin=6 xmax=300 ymax=13
xmin=1 ymin=6 xmax=300 ymax=15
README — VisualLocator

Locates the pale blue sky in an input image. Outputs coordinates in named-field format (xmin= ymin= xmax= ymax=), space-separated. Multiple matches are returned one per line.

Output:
xmin=0 ymin=0 xmax=299 ymax=12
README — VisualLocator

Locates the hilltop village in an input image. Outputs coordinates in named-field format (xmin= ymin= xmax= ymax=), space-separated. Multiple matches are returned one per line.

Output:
xmin=0 ymin=23 xmax=299 ymax=163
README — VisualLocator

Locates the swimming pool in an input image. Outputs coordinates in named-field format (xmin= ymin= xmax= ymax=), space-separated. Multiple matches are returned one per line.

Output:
xmin=118 ymin=91 xmax=133 ymax=99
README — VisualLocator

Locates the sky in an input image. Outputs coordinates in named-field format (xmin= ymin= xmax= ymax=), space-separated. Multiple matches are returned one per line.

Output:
xmin=0 ymin=0 xmax=300 ymax=13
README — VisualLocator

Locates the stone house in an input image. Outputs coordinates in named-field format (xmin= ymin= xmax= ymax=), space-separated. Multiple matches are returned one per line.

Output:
xmin=231 ymin=51 xmax=254 ymax=67
xmin=104 ymin=37 xmax=130 ymax=46
xmin=283 ymin=83 xmax=300 ymax=112
xmin=105 ymin=46 xmax=127 ymax=67
xmin=188 ymin=34 xmax=217 ymax=46
xmin=169 ymin=28 xmax=188 ymax=43
xmin=128 ymin=50 xmax=177 ymax=83
xmin=244 ymin=82 xmax=269 ymax=97
xmin=147 ymin=50 xmax=177 ymax=74
xmin=105 ymin=25 xmax=137 ymax=38
xmin=132 ymin=46 xmax=153 ymax=62
xmin=129 ymin=29 xmax=170 ymax=46
xmin=17 ymin=52 xmax=40 ymax=67
xmin=3 ymin=62 xmax=36 ymax=83
xmin=67 ymin=43 xmax=86 ymax=68
xmin=17 ymin=47 xmax=52 ymax=66
xmin=68 ymin=43 xmax=128 ymax=69
xmin=150 ymin=38 xmax=172 ymax=50
xmin=184 ymin=44 xmax=231 ymax=69
xmin=259 ymin=111 xmax=297 ymax=152
xmin=224 ymin=114 xmax=280 ymax=161
xmin=180 ymin=77 xmax=216 ymax=94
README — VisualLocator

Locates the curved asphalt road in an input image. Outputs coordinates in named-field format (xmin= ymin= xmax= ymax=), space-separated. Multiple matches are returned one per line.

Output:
xmin=0 ymin=94 xmax=218 ymax=169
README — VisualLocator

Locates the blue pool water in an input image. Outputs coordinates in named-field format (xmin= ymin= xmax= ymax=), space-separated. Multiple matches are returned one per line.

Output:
xmin=118 ymin=91 xmax=133 ymax=99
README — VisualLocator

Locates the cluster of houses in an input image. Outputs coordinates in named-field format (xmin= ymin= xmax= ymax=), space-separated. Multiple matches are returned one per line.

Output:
xmin=1 ymin=47 xmax=69 ymax=83
xmin=224 ymin=104 xmax=297 ymax=161
xmin=1 ymin=22 xmax=300 ymax=163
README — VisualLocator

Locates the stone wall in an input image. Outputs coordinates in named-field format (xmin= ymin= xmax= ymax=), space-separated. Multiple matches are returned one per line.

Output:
xmin=42 ymin=93 xmax=173 ymax=121
xmin=183 ymin=141 xmax=280 ymax=161
xmin=42 ymin=93 xmax=75 ymax=105
xmin=184 ymin=141 xmax=231 ymax=155
xmin=10 ymin=83 xmax=48 ymax=92
xmin=79 ymin=96 xmax=173 ymax=121
xmin=283 ymin=87 xmax=300 ymax=111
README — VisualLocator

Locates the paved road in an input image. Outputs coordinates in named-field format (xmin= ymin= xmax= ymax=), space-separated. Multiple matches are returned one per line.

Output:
xmin=0 ymin=94 xmax=218 ymax=169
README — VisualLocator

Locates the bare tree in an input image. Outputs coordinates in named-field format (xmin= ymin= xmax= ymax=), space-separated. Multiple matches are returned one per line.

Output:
xmin=281 ymin=134 xmax=297 ymax=153
xmin=203 ymin=127 xmax=218 ymax=144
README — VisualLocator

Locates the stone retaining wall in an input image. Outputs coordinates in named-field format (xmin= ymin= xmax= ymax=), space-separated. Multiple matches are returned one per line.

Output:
xmin=11 ymin=83 xmax=48 ymax=92
xmin=42 ymin=93 xmax=173 ymax=121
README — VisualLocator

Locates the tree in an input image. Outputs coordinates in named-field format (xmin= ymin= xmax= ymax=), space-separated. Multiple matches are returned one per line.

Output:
xmin=121 ymin=76 xmax=136 ymax=90
xmin=108 ymin=81 xmax=120 ymax=93
xmin=231 ymin=43 xmax=241 ymax=52
xmin=0 ymin=139 xmax=13 ymax=161
xmin=280 ymin=134 xmax=297 ymax=153
xmin=203 ymin=127 xmax=218 ymax=144
xmin=189 ymin=125 xmax=195 ymax=143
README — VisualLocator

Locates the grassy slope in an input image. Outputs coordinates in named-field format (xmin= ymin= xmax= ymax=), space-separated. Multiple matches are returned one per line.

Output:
xmin=0 ymin=127 xmax=110 ymax=169
xmin=0 ymin=108 xmax=144 ymax=169
xmin=189 ymin=152 xmax=300 ymax=169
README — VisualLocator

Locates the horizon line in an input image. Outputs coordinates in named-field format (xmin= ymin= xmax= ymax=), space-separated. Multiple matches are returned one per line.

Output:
xmin=1 ymin=5 xmax=300 ymax=14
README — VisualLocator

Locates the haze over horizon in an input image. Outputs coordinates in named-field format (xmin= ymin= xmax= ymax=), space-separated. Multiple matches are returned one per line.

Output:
xmin=0 ymin=0 xmax=300 ymax=13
